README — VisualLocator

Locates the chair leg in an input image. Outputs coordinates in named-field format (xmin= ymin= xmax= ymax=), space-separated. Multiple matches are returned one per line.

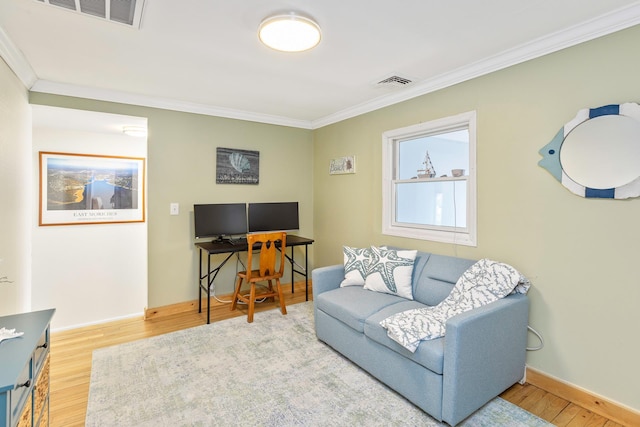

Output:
xmin=247 ymin=282 xmax=256 ymax=323
xmin=267 ymin=279 xmax=275 ymax=302
xmin=230 ymin=276 xmax=243 ymax=311
xmin=275 ymin=278 xmax=287 ymax=315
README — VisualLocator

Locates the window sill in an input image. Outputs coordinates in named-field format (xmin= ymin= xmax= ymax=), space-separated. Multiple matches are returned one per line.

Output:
xmin=382 ymin=225 xmax=476 ymax=247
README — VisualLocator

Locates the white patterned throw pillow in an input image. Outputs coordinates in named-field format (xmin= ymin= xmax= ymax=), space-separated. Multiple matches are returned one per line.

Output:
xmin=340 ymin=245 xmax=389 ymax=287
xmin=340 ymin=246 xmax=375 ymax=287
xmin=364 ymin=246 xmax=417 ymax=299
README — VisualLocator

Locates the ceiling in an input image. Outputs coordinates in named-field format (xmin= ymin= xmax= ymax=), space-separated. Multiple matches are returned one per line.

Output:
xmin=2 ymin=0 xmax=640 ymax=129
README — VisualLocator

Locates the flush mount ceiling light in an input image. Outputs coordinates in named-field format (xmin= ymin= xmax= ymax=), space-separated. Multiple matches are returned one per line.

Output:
xmin=122 ymin=126 xmax=147 ymax=137
xmin=258 ymin=12 xmax=321 ymax=52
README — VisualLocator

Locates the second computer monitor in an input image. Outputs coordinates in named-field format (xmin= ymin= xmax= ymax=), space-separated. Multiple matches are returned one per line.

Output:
xmin=248 ymin=202 xmax=299 ymax=233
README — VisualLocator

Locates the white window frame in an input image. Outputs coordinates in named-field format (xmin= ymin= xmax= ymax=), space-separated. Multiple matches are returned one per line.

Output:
xmin=382 ymin=111 xmax=477 ymax=246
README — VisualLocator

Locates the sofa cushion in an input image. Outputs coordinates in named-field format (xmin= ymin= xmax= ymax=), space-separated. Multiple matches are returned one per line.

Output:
xmin=364 ymin=246 xmax=417 ymax=300
xmin=364 ymin=301 xmax=445 ymax=374
xmin=413 ymin=254 xmax=476 ymax=306
xmin=315 ymin=286 xmax=405 ymax=333
xmin=410 ymin=251 xmax=430 ymax=292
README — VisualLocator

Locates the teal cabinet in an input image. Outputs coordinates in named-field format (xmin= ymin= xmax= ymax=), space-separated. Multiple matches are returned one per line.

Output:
xmin=0 ymin=309 xmax=55 ymax=427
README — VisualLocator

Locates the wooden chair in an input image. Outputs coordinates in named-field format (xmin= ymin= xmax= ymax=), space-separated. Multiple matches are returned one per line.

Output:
xmin=230 ymin=232 xmax=287 ymax=323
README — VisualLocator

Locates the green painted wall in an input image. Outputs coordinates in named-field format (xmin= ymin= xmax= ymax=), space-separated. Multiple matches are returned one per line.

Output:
xmin=25 ymin=23 xmax=640 ymax=413
xmin=312 ymin=25 xmax=640 ymax=411
xmin=28 ymin=94 xmax=314 ymax=309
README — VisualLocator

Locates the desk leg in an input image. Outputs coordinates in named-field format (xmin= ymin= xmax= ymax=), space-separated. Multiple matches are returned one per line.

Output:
xmin=199 ymin=252 xmax=235 ymax=324
xmin=207 ymin=254 xmax=211 ymax=324
xmin=198 ymin=248 xmax=203 ymax=314
xmin=278 ymin=242 xmax=311 ymax=301
xmin=291 ymin=246 xmax=295 ymax=294
xmin=305 ymin=243 xmax=309 ymax=301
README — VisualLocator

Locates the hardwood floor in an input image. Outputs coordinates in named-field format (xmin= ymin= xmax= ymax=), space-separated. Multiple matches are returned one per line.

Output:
xmin=501 ymin=383 xmax=624 ymax=427
xmin=49 ymin=284 xmax=622 ymax=427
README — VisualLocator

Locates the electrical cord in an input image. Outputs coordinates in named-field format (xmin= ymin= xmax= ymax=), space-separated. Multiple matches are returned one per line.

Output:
xmin=453 ymin=179 xmax=542 ymax=352
xmin=452 ymin=180 xmax=458 ymax=257
xmin=452 ymin=176 xmax=541 ymax=351
xmin=209 ymin=253 xmax=240 ymax=303
xmin=210 ymin=251 xmax=267 ymax=304
xmin=526 ymin=325 xmax=544 ymax=351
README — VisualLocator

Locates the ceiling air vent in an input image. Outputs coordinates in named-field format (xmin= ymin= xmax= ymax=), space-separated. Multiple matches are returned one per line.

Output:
xmin=36 ymin=0 xmax=146 ymax=28
xmin=375 ymin=74 xmax=415 ymax=88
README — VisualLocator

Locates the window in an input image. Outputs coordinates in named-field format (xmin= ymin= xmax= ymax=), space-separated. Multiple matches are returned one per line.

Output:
xmin=382 ymin=111 xmax=477 ymax=246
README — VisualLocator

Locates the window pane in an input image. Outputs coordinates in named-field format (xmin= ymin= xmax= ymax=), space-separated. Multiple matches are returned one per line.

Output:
xmin=396 ymin=181 xmax=466 ymax=228
xmin=398 ymin=129 xmax=469 ymax=180
xmin=382 ymin=110 xmax=476 ymax=246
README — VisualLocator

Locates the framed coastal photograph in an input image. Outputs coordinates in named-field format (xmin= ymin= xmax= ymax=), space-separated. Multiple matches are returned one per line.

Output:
xmin=329 ymin=155 xmax=356 ymax=175
xmin=39 ymin=152 xmax=145 ymax=226
xmin=216 ymin=147 xmax=260 ymax=184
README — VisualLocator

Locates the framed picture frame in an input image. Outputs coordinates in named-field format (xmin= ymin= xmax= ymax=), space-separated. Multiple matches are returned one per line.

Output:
xmin=329 ymin=155 xmax=356 ymax=175
xmin=39 ymin=151 xmax=145 ymax=226
xmin=216 ymin=147 xmax=260 ymax=184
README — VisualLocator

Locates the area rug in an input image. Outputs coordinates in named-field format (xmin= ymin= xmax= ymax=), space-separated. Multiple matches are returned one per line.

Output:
xmin=86 ymin=302 xmax=550 ymax=426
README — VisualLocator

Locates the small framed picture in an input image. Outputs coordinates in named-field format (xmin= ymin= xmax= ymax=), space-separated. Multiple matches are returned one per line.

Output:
xmin=329 ymin=156 xmax=356 ymax=175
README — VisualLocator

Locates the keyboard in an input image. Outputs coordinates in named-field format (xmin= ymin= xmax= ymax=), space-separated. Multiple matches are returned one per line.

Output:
xmin=228 ymin=237 xmax=247 ymax=245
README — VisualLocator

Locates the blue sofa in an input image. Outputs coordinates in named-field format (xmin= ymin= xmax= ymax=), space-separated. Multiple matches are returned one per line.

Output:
xmin=312 ymin=250 xmax=529 ymax=426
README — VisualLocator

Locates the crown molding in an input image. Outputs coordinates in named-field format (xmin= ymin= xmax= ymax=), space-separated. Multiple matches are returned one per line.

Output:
xmin=30 ymin=80 xmax=314 ymax=129
xmin=0 ymin=25 xmax=37 ymax=88
xmin=311 ymin=2 xmax=640 ymax=129
xmin=7 ymin=2 xmax=640 ymax=130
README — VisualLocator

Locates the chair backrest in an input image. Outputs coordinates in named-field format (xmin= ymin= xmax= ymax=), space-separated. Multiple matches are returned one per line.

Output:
xmin=246 ymin=232 xmax=286 ymax=279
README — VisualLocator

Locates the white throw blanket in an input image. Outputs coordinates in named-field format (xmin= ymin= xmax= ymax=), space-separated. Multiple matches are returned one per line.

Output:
xmin=379 ymin=259 xmax=529 ymax=352
xmin=0 ymin=327 xmax=23 ymax=344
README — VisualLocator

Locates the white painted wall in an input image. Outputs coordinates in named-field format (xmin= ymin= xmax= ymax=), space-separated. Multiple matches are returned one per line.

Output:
xmin=31 ymin=106 xmax=148 ymax=330
xmin=0 ymin=57 xmax=31 ymax=315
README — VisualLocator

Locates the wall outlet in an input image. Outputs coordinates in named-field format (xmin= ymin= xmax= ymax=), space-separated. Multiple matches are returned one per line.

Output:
xmin=170 ymin=203 xmax=179 ymax=215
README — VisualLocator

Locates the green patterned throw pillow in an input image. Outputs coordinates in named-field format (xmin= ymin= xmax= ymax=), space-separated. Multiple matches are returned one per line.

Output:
xmin=364 ymin=246 xmax=417 ymax=299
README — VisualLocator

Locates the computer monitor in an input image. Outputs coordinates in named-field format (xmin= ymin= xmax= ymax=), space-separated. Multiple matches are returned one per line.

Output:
xmin=248 ymin=202 xmax=299 ymax=233
xmin=193 ymin=203 xmax=247 ymax=240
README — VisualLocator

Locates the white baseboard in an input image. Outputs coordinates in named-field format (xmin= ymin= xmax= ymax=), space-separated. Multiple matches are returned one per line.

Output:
xmin=51 ymin=311 xmax=144 ymax=333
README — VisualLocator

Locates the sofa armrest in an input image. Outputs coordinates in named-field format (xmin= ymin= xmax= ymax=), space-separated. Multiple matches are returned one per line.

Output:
xmin=311 ymin=264 xmax=344 ymax=299
xmin=441 ymin=293 xmax=529 ymax=426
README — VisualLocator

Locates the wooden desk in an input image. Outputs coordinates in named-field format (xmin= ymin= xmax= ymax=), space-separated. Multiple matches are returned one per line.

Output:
xmin=0 ymin=308 xmax=55 ymax=427
xmin=195 ymin=235 xmax=314 ymax=324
